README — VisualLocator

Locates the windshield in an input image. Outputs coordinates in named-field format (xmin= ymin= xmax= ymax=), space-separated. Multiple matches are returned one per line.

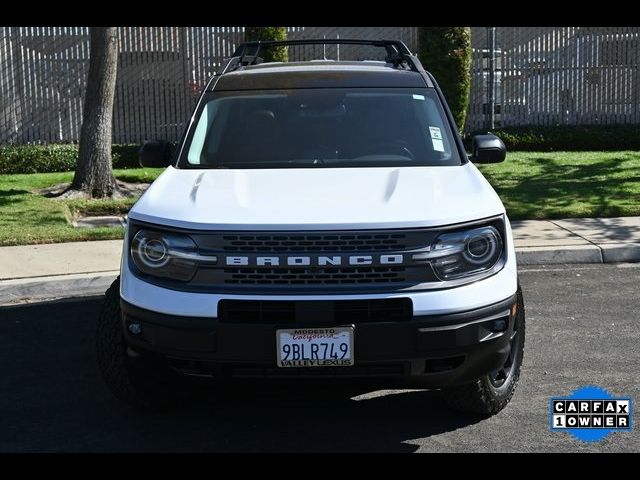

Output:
xmin=181 ymin=88 xmax=462 ymax=169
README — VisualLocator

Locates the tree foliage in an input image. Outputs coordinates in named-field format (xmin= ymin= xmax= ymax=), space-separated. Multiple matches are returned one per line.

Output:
xmin=418 ymin=27 xmax=472 ymax=132
xmin=244 ymin=27 xmax=288 ymax=62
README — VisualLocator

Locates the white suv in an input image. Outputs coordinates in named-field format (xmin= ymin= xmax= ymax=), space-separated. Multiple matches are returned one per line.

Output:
xmin=97 ymin=39 xmax=525 ymax=414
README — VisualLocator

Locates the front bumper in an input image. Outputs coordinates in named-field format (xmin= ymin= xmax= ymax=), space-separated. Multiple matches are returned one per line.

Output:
xmin=121 ymin=293 xmax=518 ymax=388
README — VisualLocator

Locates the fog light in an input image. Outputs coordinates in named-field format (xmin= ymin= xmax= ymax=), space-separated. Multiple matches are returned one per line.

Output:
xmin=492 ymin=319 xmax=507 ymax=332
xmin=128 ymin=322 xmax=142 ymax=335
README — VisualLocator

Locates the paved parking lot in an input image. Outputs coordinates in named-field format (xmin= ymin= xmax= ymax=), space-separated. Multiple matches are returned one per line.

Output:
xmin=0 ymin=263 xmax=638 ymax=452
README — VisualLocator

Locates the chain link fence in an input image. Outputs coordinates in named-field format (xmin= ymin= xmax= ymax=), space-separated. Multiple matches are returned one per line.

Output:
xmin=1 ymin=26 xmax=638 ymax=144
xmin=467 ymin=26 xmax=640 ymax=131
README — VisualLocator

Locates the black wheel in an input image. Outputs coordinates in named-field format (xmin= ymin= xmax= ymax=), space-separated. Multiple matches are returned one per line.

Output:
xmin=441 ymin=286 xmax=525 ymax=416
xmin=96 ymin=277 xmax=186 ymax=410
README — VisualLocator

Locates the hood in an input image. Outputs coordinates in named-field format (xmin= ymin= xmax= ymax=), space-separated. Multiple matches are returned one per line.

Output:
xmin=129 ymin=164 xmax=505 ymax=230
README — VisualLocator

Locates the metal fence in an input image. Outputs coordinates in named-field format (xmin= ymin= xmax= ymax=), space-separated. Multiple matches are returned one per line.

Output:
xmin=0 ymin=26 xmax=417 ymax=144
xmin=1 ymin=26 xmax=639 ymax=144
xmin=467 ymin=26 xmax=640 ymax=130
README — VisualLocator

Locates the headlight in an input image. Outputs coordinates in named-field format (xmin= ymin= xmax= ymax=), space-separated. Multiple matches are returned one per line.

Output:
xmin=429 ymin=226 xmax=503 ymax=280
xmin=130 ymin=230 xmax=215 ymax=282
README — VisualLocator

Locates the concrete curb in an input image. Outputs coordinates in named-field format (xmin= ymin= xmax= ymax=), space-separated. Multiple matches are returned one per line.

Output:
xmin=514 ymin=243 xmax=640 ymax=265
xmin=0 ymin=271 xmax=118 ymax=307
xmin=599 ymin=243 xmax=640 ymax=263
xmin=515 ymin=245 xmax=603 ymax=265
xmin=2 ymin=244 xmax=640 ymax=306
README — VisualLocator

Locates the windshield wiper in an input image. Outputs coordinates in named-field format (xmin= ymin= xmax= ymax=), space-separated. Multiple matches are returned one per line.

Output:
xmin=217 ymin=161 xmax=316 ymax=169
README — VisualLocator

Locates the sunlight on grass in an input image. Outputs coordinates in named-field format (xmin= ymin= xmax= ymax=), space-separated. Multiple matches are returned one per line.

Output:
xmin=476 ymin=151 xmax=640 ymax=220
xmin=0 ymin=168 xmax=162 ymax=246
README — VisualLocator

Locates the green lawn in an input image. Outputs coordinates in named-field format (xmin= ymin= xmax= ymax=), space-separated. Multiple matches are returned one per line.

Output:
xmin=476 ymin=151 xmax=640 ymax=220
xmin=1 ymin=152 xmax=639 ymax=246
xmin=0 ymin=169 xmax=162 ymax=246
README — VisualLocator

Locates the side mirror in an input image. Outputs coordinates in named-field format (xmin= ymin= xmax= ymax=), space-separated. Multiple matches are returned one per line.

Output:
xmin=138 ymin=141 xmax=175 ymax=168
xmin=470 ymin=134 xmax=506 ymax=164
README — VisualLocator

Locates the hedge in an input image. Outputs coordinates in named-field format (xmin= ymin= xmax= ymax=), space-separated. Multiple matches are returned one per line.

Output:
xmin=0 ymin=144 xmax=140 ymax=174
xmin=466 ymin=125 xmax=640 ymax=152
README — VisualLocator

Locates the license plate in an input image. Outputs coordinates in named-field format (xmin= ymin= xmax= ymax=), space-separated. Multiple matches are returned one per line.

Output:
xmin=276 ymin=327 xmax=354 ymax=367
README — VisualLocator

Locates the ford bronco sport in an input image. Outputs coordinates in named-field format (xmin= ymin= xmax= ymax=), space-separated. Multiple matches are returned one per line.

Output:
xmin=97 ymin=39 xmax=525 ymax=414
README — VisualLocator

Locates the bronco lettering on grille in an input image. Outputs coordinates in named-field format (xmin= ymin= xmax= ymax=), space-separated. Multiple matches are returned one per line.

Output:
xmin=225 ymin=255 xmax=404 ymax=266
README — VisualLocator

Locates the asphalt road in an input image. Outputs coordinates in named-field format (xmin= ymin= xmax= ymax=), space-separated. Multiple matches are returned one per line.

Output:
xmin=1 ymin=264 xmax=638 ymax=452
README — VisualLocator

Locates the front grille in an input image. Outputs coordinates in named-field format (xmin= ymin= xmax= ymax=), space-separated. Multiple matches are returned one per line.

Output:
xmin=222 ymin=233 xmax=408 ymax=252
xmin=218 ymin=298 xmax=413 ymax=324
xmin=129 ymin=224 xmax=448 ymax=292
xmin=223 ymin=266 xmax=407 ymax=285
xmin=130 ymin=218 xmax=507 ymax=294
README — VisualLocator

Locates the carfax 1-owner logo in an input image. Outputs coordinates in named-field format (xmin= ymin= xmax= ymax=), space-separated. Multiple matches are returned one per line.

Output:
xmin=550 ymin=385 xmax=632 ymax=442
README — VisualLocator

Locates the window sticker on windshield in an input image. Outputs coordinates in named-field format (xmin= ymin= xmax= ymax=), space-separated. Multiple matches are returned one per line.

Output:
xmin=429 ymin=126 xmax=442 ymax=140
xmin=432 ymin=138 xmax=445 ymax=152
xmin=413 ymin=94 xmax=425 ymax=100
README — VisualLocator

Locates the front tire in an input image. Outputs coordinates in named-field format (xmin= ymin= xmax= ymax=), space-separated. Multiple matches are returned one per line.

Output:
xmin=441 ymin=286 xmax=525 ymax=415
xmin=96 ymin=277 xmax=185 ymax=410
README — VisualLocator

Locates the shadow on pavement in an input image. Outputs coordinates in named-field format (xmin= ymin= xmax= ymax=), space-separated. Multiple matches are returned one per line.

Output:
xmin=138 ymin=382 xmax=486 ymax=453
xmin=0 ymin=298 xmax=485 ymax=452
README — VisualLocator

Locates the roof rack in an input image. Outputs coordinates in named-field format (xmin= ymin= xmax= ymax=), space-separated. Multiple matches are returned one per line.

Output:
xmin=215 ymin=39 xmax=425 ymax=75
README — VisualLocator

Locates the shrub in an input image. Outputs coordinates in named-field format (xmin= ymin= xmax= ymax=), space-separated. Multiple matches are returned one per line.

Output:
xmin=466 ymin=125 xmax=640 ymax=151
xmin=111 ymin=144 xmax=141 ymax=169
xmin=244 ymin=27 xmax=288 ymax=62
xmin=418 ymin=27 xmax=472 ymax=132
xmin=0 ymin=144 xmax=140 ymax=174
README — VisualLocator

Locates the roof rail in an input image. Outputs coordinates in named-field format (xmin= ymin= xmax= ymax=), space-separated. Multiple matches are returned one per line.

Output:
xmin=215 ymin=39 xmax=425 ymax=75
